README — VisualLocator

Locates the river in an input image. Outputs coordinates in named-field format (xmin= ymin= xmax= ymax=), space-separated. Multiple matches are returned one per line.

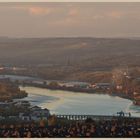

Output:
xmin=19 ymin=86 xmax=140 ymax=117
xmin=1 ymin=74 xmax=140 ymax=117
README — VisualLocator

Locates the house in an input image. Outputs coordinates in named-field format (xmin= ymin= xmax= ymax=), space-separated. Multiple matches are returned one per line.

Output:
xmin=30 ymin=106 xmax=41 ymax=111
xmin=90 ymin=83 xmax=112 ymax=89
xmin=116 ymin=85 xmax=123 ymax=90
xmin=19 ymin=113 xmax=31 ymax=121
xmin=59 ymin=81 xmax=89 ymax=88
xmin=30 ymin=106 xmax=50 ymax=121
xmin=32 ymin=80 xmax=44 ymax=85
xmin=14 ymin=101 xmax=30 ymax=107
xmin=0 ymin=102 xmax=11 ymax=109
xmin=8 ymin=116 xmax=18 ymax=119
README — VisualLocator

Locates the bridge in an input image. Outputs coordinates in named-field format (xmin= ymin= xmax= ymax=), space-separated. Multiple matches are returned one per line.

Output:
xmin=55 ymin=114 xmax=133 ymax=121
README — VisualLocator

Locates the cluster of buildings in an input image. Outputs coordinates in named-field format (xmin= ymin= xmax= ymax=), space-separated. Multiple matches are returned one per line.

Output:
xmin=50 ymin=80 xmax=113 ymax=90
xmin=0 ymin=74 xmax=113 ymax=90
xmin=89 ymin=83 xmax=112 ymax=90
xmin=0 ymin=100 xmax=50 ymax=121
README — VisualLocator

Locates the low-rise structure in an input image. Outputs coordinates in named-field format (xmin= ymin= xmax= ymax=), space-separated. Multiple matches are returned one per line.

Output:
xmin=19 ymin=113 xmax=31 ymax=121
xmin=30 ymin=106 xmax=50 ymax=121
xmin=90 ymin=83 xmax=112 ymax=89
xmin=19 ymin=106 xmax=50 ymax=121
xmin=14 ymin=100 xmax=30 ymax=107
xmin=59 ymin=81 xmax=89 ymax=88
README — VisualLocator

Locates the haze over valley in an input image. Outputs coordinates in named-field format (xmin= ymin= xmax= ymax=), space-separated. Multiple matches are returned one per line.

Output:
xmin=0 ymin=37 xmax=140 ymax=82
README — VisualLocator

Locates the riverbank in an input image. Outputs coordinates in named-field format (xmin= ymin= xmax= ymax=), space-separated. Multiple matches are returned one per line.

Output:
xmin=0 ymin=82 xmax=28 ymax=102
xmin=0 ymin=74 xmax=137 ymax=105
xmin=21 ymin=82 xmax=134 ymax=102
xmin=20 ymin=86 xmax=140 ymax=117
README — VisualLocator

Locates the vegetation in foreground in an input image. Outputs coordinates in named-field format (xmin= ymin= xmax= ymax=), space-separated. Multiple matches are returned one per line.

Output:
xmin=0 ymin=117 xmax=139 ymax=138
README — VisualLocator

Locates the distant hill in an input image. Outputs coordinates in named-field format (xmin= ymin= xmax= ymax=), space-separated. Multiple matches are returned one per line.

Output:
xmin=0 ymin=37 xmax=140 ymax=69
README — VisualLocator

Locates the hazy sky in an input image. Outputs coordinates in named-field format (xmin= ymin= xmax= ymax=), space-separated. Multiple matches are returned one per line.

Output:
xmin=1 ymin=2 xmax=140 ymax=38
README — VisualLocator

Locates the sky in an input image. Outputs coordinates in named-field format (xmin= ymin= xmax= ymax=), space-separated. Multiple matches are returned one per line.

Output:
xmin=1 ymin=2 xmax=140 ymax=38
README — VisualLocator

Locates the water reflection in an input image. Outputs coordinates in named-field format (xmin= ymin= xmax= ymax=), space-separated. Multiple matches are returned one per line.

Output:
xmin=19 ymin=86 xmax=140 ymax=117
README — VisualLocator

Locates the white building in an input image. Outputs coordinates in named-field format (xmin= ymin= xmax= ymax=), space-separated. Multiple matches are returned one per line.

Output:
xmin=19 ymin=113 xmax=31 ymax=121
xmin=116 ymin=85 xmax=123 ymax=90
xmin=90 ymin=83 xmax=112 ymax=89
xmin=30 ymin=106 xmax=50 ymax=121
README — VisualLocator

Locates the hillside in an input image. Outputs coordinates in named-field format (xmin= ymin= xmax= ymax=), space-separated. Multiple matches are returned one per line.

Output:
xmin=0 ymin=37 xmax=140 ymax=82
xmin=0 ymin=37 xmax=139 ymax=67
